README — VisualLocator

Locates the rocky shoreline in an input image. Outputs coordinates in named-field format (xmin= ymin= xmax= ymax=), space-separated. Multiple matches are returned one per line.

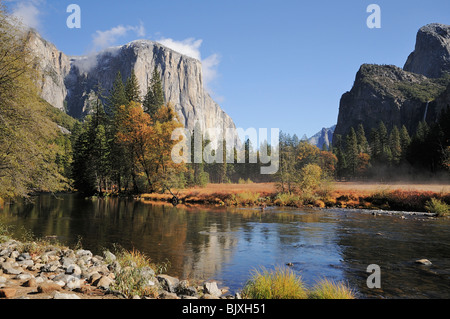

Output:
xmin=0 ymin=239 xmax=237 ymax=300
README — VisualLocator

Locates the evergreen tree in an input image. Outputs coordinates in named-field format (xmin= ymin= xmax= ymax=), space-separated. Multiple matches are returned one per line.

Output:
xmin=125 ymin=70 xmax=141 ymax=103
xmin=143 ymin=66 xmax=165 ymax=118
xmin=108 ymin=71 xmax=128 ymax=114
xmin=356 ymin=123 xmax=369 ymax=154
xmin=333 ymin=134 xmax=347 ymax=179
xmin=345 ymin=128 xmax=359 ymax=177
xmin=389 ymin=126 xmax=402 ymax=165
xmin=400 ymin=125 xmax=411 ymax=157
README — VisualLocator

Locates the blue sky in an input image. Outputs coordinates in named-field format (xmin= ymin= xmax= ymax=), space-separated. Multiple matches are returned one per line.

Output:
xmin=5 ymin=0 xmax=450 ymax=137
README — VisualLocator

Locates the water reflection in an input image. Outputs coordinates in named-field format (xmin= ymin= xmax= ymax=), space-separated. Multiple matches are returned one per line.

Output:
xmin=1 ymin=194 xmax=450 ymax=298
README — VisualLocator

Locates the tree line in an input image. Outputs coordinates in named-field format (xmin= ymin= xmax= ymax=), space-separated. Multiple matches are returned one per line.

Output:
xmin=332 ymin=108 xmax=450 ymax=180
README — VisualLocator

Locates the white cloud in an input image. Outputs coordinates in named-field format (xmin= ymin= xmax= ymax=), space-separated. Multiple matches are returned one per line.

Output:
xmin=9 ymin=0 xmax=43 ymax=30
xmin=157 ymin=37 xmax=203 ymax=60
xmin=92 ymin=22 xmax=146 ymax=51
xmin=156 ymin=37 xmax=221 ymax=96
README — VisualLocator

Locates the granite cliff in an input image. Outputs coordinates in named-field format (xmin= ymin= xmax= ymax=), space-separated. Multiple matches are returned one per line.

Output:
xmin=26 ymin=30 xmax=236 ymax=142
xmin=334 ymin=23 xmax=450 ymax=141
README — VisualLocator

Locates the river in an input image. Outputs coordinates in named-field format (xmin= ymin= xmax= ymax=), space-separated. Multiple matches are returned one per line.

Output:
xmin=1 ymin=193 xmax=450 ymax=298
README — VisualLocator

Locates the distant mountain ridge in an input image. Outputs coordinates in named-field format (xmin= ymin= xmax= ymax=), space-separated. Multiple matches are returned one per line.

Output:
xmin=25 ymin=29 xmax=237 ymax=143
xmin=308 ymin=125 xmax=336 ymax=149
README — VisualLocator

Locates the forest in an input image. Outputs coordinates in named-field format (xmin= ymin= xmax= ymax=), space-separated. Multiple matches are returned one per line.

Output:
xmin=1 ymin=3 xmax=449 ymax=202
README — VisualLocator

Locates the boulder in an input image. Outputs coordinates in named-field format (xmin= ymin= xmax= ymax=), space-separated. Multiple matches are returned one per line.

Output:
xmin=0 ymin=261 xmax=23 ymax=275
xmin=203 ymin=281 xmax=222 ymax=297
xmin=157 ymin=275 xmax=179 ymax=293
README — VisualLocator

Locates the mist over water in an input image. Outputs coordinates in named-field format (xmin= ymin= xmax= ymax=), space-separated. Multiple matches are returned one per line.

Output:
xmin=1 ymin=194 xmax=450 ymax=298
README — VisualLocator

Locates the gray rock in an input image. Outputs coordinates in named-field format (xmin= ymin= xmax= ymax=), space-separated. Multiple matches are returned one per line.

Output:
xmin=203 ymin=281 xmax=222 ymax=297
xmin=0 ymin=249 xmax=10 ymax=257
xmin=60 ymin=257 xmax=75 ymax=268
xmin=17 ymin=259 xmax=34 ymax=267
xmin=10 ymin=251 xmax=20 ymax=260
xmin=103 ymin=251 xmax=116 ymax=262
xmin=17 ymin=253 xmax=31 ymax=261
xmin=176 ymin=280 xmax=197 ymax=297
xmin=108 ymin=261 xmax=121 ymax=273
xmin=157 ymin=275 xmax=179 ymax=293
xmin=76 ymin=249 xmax=93 ymax=258
xmin=66 ymin=264 xmax=82 ymax=276
xmin=94 ymin=276 xmax=113 ymax=290
xmin=41 ymin=262 xmax=59 ymax=273
xmin=404 ymin=23 xmax=450 ymax=78
xmin=0 ymin=262 xmax=23 ymax=275
xmin=15 ymin=273 xmax=34 ymax=281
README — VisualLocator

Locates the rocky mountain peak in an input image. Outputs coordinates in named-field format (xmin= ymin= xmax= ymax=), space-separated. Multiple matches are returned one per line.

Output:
xmin=404 ymin=23 xmax=450 ymax=78
xmin=26 ymin=30 xmax=236 ymax=143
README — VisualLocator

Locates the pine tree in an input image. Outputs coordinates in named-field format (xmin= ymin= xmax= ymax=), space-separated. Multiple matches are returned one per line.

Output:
xmin=108 ymin=71 xmax=128 ymax=114
xmin=356 ymin=124 xmax=370 ymax=154
xmin=333 ymin=134 xmax=347 ymax=180
xmin=389 ymin=126 xmax=402 ymax=165
xmin=400 ymin=125 xmax=411 ymax=157
xmin=143 ymin=66 xmax=165 ymax=118
xmin=345 ymin=128 xmax=359 ymax=177
xmin=125 ymin=70 xmax=141 ymax=103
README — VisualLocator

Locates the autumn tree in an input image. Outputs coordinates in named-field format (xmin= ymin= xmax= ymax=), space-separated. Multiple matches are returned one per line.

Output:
xmin=116 ymin=102 xmax=185 ymax=193
xmin=0 ymin=5 xmax=68 ymax=199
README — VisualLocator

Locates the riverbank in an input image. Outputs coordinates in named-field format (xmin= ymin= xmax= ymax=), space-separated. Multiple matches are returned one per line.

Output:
xmin=0 ymin=237 xmax=233 ymax=300
xmin=138 ymin=182 xmax=450 ymax=215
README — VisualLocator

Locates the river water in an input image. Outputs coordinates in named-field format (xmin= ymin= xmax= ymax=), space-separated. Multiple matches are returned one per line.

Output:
xmin=1 ymin=193 xmax=450 ymax=298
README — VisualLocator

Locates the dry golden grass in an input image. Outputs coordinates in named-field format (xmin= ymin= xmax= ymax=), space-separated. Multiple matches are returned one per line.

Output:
xmin=138 ymin=182 xmax=450 ymax=212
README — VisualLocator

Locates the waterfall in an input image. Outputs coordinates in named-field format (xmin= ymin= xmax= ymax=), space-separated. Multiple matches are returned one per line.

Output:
xmin=423 ymin=101 xmax=429 ymax=122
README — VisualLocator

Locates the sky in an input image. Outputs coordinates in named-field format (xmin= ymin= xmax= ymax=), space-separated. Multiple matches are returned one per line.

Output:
xmin=4 ymin=0 xmax=450 ymax=138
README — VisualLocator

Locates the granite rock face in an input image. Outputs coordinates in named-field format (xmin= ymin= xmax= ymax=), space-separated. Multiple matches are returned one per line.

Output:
xmin=404 ymin=23 xmax=450 ymax=78
xmin=308 ymin=125 xmax=336 ymax=149
xmin=25 ymin=30 xmax=71 ymax=112
xmin=26 ymin=31 xmax=237 ymax=142
xmin=334 ymin=23 xmax=450 ymax=141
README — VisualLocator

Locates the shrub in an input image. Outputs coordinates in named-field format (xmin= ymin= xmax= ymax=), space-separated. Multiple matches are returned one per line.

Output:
xmin=231 ymin=192 xmax=260 ymax=206
xmin=425 ymin=198 xmax=450 ymax=217
xmin=110 ymin=246 xmax=161 ymax=298
xmin=274 ymin=193 xmax=302 ymax=207
xmin=298 ymin=164 xmax=323 ymax=195
xmin=241 ymin=267 xmax=308 ymax=299
xmin=308 ymin=278 xmax=355 ymax=299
